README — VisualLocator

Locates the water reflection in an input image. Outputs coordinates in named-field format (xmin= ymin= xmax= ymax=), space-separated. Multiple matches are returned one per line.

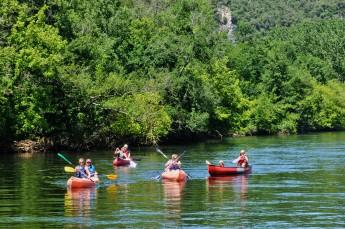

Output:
xmin=207 ymin=175 xmax=249 ymax=209
xmin=162 ymin=180 xmax=185 ymax=223
xmin=64 ymin=187 xmax=97 ymax=217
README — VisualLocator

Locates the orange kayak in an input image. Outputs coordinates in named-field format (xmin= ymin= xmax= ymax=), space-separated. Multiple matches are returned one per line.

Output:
xmin=161 ymin=169 xmax=187 ymax=182
xmin=67 ymin=176 xmax=99 ymax=188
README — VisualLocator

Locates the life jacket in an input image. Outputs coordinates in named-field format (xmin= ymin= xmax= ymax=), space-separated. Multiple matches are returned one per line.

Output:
xmin=121 ymin=147 xmax=130 ymax=158
xmin=87 ymin=165 xmax=96 ymax=176
xmin=168 ymin=160 xmax=180 ymax=170
xmin=237 ymin=155 xmax=248 ymax=167
xmin=116 ymin=150 xmax=125 ymax=159
xmin=75 ymin=165 xmax=87 ymax=178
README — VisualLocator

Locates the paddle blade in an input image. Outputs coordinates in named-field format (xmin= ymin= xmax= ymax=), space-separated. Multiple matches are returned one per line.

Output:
xmin=106 ymin=174 xmax=118 ymax=180
xmin=64 ymin=166 xmax=75 ymax=173
xmin=151 ymin=175 xmax=160 ymax=180
xmin=58 ymin=153 xmax=73 ymax=165
xmin=156 ymin=148 xmax=168 ymax=159
xmin=205 ymin=160 xmax=211 ymax=165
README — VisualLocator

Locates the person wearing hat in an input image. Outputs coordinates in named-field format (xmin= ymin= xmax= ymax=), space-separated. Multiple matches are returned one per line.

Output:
xmin=75 ymin=158 xmax=87 ymax=178
xmin=165 ymin=154 xmax=181 ymax=171
xmin=85 ymin=158 xmax=97 ymax=178
xmin=232 ymin=150 xmax=249 ymax=167
xmin=120 ymin=144 xmax=131 ymax=159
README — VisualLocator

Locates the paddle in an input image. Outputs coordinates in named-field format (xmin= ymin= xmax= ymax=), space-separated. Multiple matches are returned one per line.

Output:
xmin=106 ymin=174 xmax=118 ymax=180
xmin=64 ymin=166 xmax=75 ymax=173
xmin=151 ymin=174 xmax=161 ymax=180
xmin=58 ymin=153 xmax=77 ymax=173
xmin=156 ymin=148 xmax=168 ymax=159
xmin=57 ymin=153 xmax=73 ymax=165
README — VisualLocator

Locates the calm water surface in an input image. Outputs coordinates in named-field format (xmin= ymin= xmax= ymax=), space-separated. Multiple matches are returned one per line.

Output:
xmin=0 ymin=132 xmax=345 ymax=228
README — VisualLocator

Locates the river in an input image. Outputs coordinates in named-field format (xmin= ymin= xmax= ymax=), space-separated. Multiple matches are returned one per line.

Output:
xmin=0 ymin=132 xmax=344 ymax=228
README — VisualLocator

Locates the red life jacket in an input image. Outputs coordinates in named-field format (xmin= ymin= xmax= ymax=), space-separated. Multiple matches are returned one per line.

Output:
xmin=237 ymin=155 xmax=248 ymax=167
xmin=121 ymin=147 xmax=129 ymax=158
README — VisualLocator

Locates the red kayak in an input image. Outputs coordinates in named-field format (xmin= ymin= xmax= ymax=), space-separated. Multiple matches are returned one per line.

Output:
xmin=161 ymin=169 xmax=187 ymax=182
xmin=67 ymin=176 xmax=99 ymax=189
xmin=113 ymin=157 xmax=131 ymax=166
xmin=208 ymin=164 xmax=252 ymax=177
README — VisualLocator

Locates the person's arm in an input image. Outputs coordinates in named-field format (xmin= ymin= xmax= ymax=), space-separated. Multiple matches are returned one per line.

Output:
xmin=114 ymin=148 xmax=120 ymax=157
xmin=85 ymin=166 xmax=91 ymax=178
xmin=232 ymin=156 xmax=240 ymax=164
xmin=176 ymin=161 xmax=182 ymax=169
xmin=165 ymin=160 xmax=172 ymax=168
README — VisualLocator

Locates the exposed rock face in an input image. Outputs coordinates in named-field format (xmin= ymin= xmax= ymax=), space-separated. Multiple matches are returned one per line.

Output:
xmin=13 ymin=138 xmax=53 ymax=153
xmin=217 ymin=5 xmax=234 ymax=41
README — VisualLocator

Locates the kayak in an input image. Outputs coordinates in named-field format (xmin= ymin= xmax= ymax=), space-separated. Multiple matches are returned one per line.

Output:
xmin=113 ymin=157 xmax=131 ymax=166
xmin=161 ymin=169 xmax=187 ymax=182
xmin=67 ymin=176 xmax=99 ymax=189
xmin=208 ymin=164 xmax=252 ymax=177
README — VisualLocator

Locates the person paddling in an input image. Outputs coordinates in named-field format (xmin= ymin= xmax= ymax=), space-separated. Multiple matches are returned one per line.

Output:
xmin=114 ymin=147 xmax=123 ymax=158
xmin=165 ymin=154 xmax=181 ymax=171
xmin=233 ymin=150 xmax=249 ymax=167
xmin=75 ymin=158 xmax=87 ymax=178
xmin=120 ymin=144 xmax=131 ymax=159
xmin=85 ymin=159 xmax=97 ymax=178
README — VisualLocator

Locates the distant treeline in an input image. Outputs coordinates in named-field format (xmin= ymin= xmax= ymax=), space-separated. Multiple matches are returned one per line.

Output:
xmin=220 ymin=0 xmax=345 ymax=41
xmin=0 ymin=0 xmax=344 ymax=150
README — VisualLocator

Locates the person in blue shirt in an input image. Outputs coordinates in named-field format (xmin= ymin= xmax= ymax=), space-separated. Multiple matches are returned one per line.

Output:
xmin=85 ymin=158 xmax=97 ymax=178
xmin=75 ymin=158 xmax=87 ymax=178
xmin=164 ymin=154 xmax=181 ymax=171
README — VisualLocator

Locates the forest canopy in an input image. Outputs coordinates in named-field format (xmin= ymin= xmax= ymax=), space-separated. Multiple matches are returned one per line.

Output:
xmin=0 ymin=0 xmax=344 ymax=150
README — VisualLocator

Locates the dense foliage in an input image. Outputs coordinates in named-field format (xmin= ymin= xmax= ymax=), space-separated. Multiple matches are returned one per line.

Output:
xmin=0 ymin=0 xmax=344 ymax=149
xmin=220 ymin=0 xmax=345 ymax=41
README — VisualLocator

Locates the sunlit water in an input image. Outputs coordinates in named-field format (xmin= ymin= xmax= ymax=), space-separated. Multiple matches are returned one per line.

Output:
xmin=0 ymin=132 xmax=344 ymax=228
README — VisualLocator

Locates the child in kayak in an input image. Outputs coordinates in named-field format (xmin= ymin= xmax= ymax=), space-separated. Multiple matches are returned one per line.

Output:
xmin=165 ymin=154 xmax=181 ymax=171
xmin=75 ymin=158 xmax=87 ymax=178
xmin=85 ymin=158 xmax=97 ymax=178
xmin=232 ymin=150 xmax=249 ymax=167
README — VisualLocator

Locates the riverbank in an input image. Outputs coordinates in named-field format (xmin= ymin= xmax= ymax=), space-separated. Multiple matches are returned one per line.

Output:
xmin=6 ymin=129 xmax=345 ymax=154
